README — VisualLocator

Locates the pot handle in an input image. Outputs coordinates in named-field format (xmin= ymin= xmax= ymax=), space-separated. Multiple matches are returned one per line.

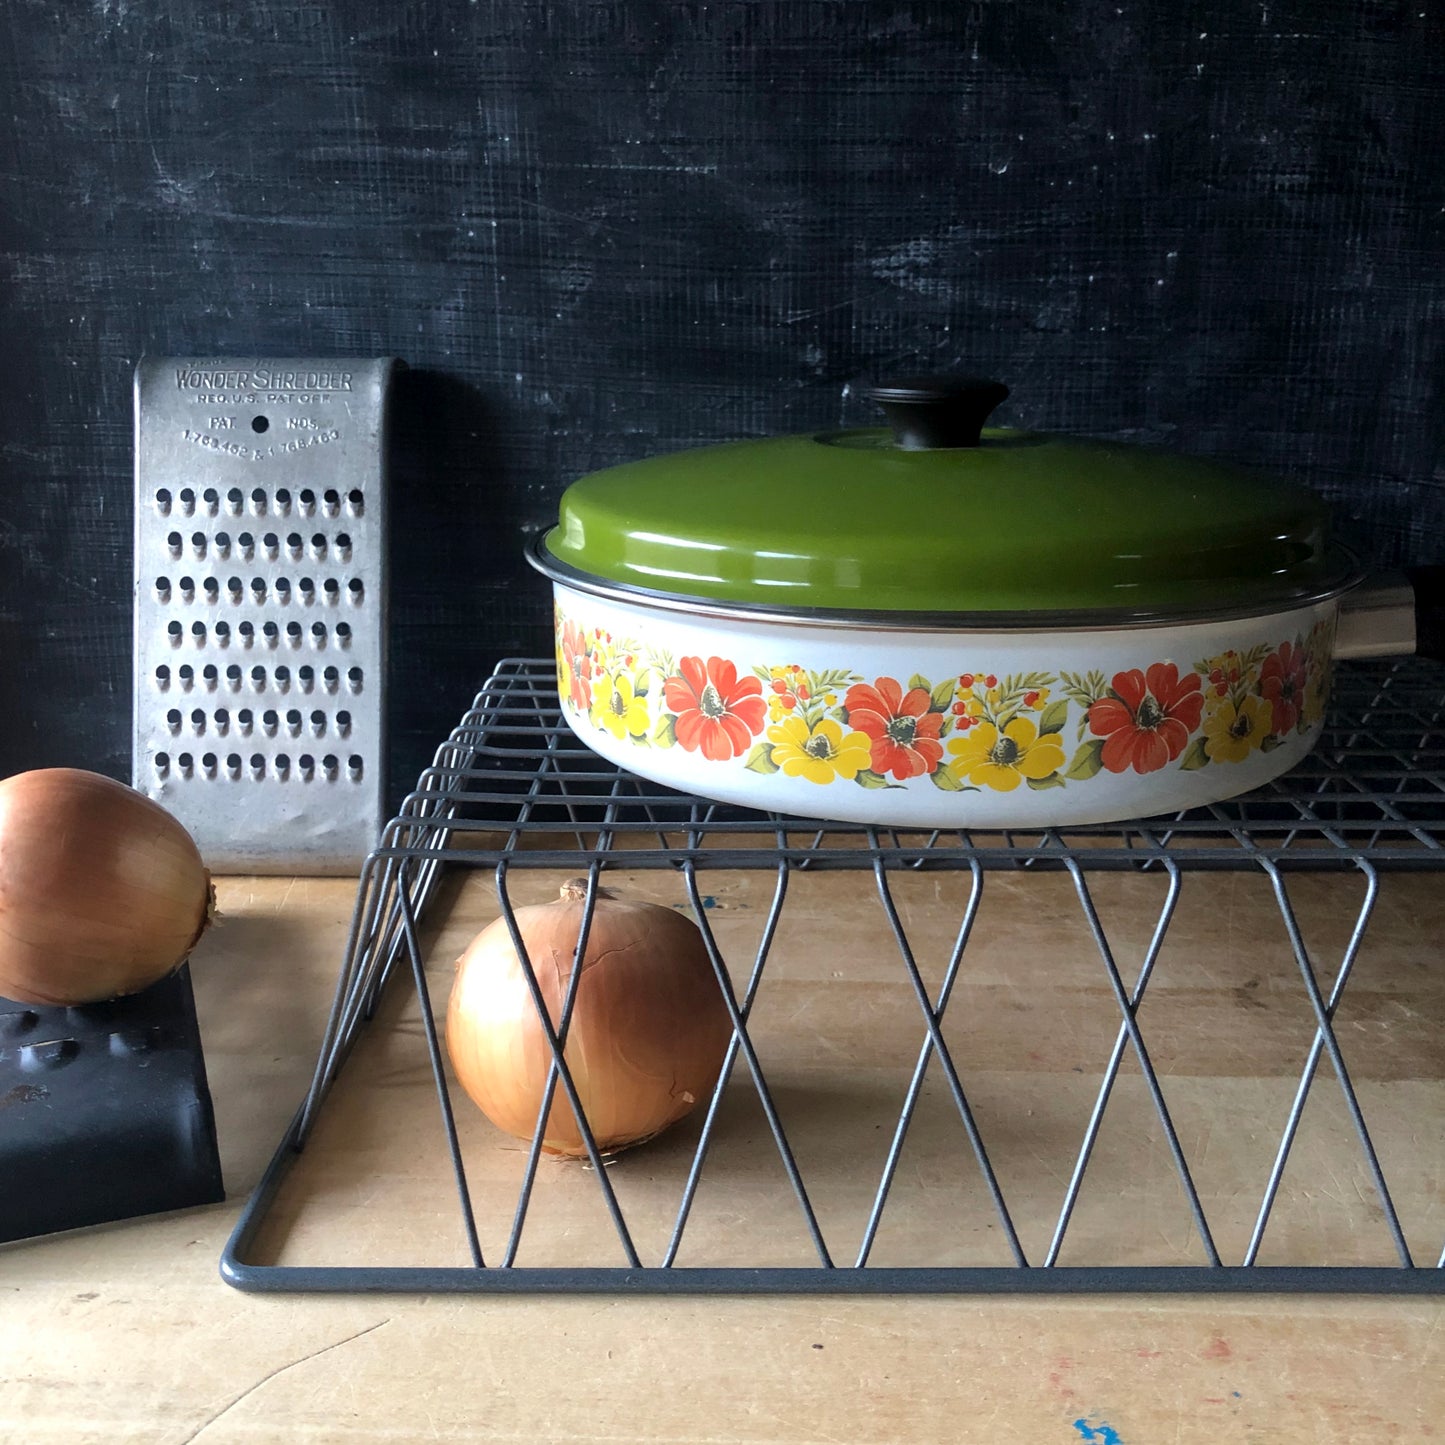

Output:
xmin=862 ymin=376 xmax=1010 ymax=450
xmin=1334 ymin=566 xmax=1445 ymax=661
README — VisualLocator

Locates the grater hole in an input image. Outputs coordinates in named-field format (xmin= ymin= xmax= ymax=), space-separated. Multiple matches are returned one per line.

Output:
xmin=323 ymin=666 xmax=340 ymax=691
xmin=286 ymin=621 xmax=303 ymax=645
xmin=347 ymin=666 xmax=363 ymax=691
xmin=191 ymin=621 xmax=206 ymax=641
xmin=226 ymin=487 xmax=243 ymax=515
xmin=201 ymin=664 xmax=218 ymax=688
xmin=298 ymin=665 xmax=315 ymax=692
xmin=238 ymin=532 xmax=255 ymax=558
xmin=322 ymin=754 xmax=338 ymax=780
xmin=262 ymin=709 xmax=278 ymax=736
xmin=310 ymin=709 xmax=326 ymax=736
xmin=262 ymin=533 xmax=280 ymax=560
xmin=178 ymin=752 xmax=194 ymax=773
xmin=311 ymin=622 xmax=326 ymax=643
xmin=155 ymin=577 xmax=171 ymax=600
xmin=226 ymin=754 xmax=241 ymax=778
xmin=226 ymin=664 xmax=241 ymax=688
xmin=274 ymin=665 xmax=290 ymax=689
xmin=250 ymin=665 xmax=265 ymax=688
xmin=190 ymin=708 xmax=205 ymax=733
xmin=191 ymin=531 xmax=206 ymax=556
xmin=203 ymin=578 xmax=220 ymax=602
xmin=322 ymin=489 xmax=340 ymax=517
xmin=299 ymin=577 xmax=316 ymax=600
xmin=214 ymin=620 xmax=231 ymax=644
xmin=155 ymin=488 xmax=172 ymax=515
xmin=249 ymin=754 xmax=264 ymax=777
xmin=335 ymin=710 xmax=351 ymax=736
xmin=237 ymin=709 xmax=254 ymax=734
xmin=323 ymin=578 xmax=339 ymax=601
xmin=274 ymin=753 xmax=289 ymax=777
xmin=179 ymin=488 xmax=195 ymax=516
xmin=252 ymin=415 xmax=269 ymax=434
xmin=310 ymin=533 xmax=326 ymax=559
xmin=201 ymin=753 xmax=217 ymax=777
xmin=215 ymin=708 xmax=230 ymax=734
xmin=250 ymin=487 xmax=266 ymax=515
xmin=286 ymin=708 xmax=302 ymax=736
xmin=346 ymin=490 xmax=364 ymax=516
xmin=298 ymin=489 xmax=316 ymax=516
xmin=275 ymin=488 xmax=291 ymax=514
xmin=335 ymin=622 xmax=351 ymax=644
xmin=154 ymin=752 xmax=170 ymax=775
xmin=178 ymin=576 xmax=195 ymax=600
xmin=287 ymin=533 xmax=303 ymax=558
xmin=214 ymin=531 xmax=231 ymax=557
xmin=202 ymin=488 xmax=219 ymax=514
xmin=250 ymin=577 xmax=266 ymax=599
xmin=274 ymin=578 xmax=292 ymax=601
xmin=347 ymin=578 xmax=364 ymax=602
xmin=227 ymin=576 xmax=243 ymax=597
xmin=298 ymin=753 xmax=314 ymax=777
xmin=347 ymin=755 xmax=364 ymax=779
xmin=238 ymin=621 xmax=254 ymax=644
xmin=334 ymin=533 xmax=352 ymax=561
xmin=154 ymin=665 xmax=170 ymax=689
xmin=178 ymin=664 xmax=194 ymax=688
xmin=166 ymin=709 xmax=182 ymax=734
xmin=167 ymin=531 xmax=183 ymax=557
xmin=262 ymin=621 xmax=279 ymax=645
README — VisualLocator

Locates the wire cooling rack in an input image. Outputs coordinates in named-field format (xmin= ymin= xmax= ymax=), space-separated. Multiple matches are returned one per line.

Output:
xmin=223 ymin=657 xmax=1445 ymax=1293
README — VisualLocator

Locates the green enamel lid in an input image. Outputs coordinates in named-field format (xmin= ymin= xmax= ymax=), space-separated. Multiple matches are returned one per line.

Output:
xmin=537 ymin=379 xmax=1351 ymax=623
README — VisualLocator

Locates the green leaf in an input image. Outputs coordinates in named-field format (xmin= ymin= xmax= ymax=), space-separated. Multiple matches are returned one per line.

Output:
xmin=1064 ymin=738 xmax=1106 ymax=781
xmin=854 ymin=769 xmax=901 ymax=790
xmin=1026 ymin=772 xmax=1067 ymax=791
xmin=743 ymin=741 xmax=778 ymax=775
xmin=1037 ymin=698 xmax=1070 ymax=736
xmin=929 ymin=677 xmax=957 ymax=713
xmin=652 ymin=713 xmax=677 ymax=749
xmin=908 ymin=673 xmax=930 ymax=694
xmin=1178 ymin=735 xmax=1210 ymax=771
xmin=930 ymin=766 xmax=965 ymax=792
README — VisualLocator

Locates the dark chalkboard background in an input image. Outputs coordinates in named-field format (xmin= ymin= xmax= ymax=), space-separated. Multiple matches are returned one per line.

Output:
xmin=2 ymin=1 xmax=1442 ymax=812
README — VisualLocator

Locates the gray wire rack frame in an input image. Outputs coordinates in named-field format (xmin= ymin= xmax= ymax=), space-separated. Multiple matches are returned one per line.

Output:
xmin=222 ymin=656 xmax=1445 ymax=1294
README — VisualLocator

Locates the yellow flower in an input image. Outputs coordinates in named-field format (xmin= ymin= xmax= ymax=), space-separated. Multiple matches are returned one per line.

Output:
xmin=945 ymin=717 xmax=1066 ymax=792
xmin=766 ymin=715 xmax=873 ymax=784
xmin=596 ymin=671 xmax=649 ymax=741
xmin=1202 ymin=692 xmax=1272 ymax=763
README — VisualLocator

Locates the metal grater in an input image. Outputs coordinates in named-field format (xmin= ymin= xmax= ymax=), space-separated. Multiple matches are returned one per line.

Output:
xmin=132 ymin=357 xmax=402 ymax=873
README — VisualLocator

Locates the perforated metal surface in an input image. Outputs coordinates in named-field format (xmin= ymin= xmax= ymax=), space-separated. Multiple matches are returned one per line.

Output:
xmin=132 ymin=358 xmax=398 ymax=873
xmin=224 ymin=657 xmax=1445 ymax=1293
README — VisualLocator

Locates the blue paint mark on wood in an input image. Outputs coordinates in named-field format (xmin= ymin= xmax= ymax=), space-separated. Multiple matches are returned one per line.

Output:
xmin=1072 ymin=1420 xmax=1125 ymax=1445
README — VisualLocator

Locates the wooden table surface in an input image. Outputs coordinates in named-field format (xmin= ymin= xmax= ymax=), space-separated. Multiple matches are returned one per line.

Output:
xmin=3 ymin=867 xmax=1441 ymax=1444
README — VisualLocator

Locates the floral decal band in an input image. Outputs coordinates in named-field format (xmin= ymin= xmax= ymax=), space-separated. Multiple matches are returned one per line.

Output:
xmin=556 ymin=609 xmax=1333 ymax=795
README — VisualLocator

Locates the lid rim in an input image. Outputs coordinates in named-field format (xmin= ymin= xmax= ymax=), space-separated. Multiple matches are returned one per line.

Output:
xmin=529 ymin=534 xmax=1362 ymax=633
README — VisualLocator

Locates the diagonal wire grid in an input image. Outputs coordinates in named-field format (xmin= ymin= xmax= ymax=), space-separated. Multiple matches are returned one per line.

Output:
xmin=225 ymin=657 xmax=1445 ymax=1291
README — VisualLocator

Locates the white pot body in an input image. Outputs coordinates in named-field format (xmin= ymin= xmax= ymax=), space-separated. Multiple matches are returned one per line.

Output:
xmin=550 ymin=584 xmax=1338 ymax=829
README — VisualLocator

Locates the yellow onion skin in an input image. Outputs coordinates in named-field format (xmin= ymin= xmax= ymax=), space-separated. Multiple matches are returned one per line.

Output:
xmin=445 ymin=879 xmax=733 ymax=1158
xmin=0 ymin=769 xmax=213 ymax=1006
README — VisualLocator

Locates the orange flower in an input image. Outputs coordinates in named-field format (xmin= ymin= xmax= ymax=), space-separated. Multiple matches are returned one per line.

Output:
xmin=1087 ymin=663 xmax=1203 ymax=774
xmin=1260 ymin=641 xmax=1308 ymax=735
xmin=558 ymin=618 xmax=592 ymax=713
xmin=663 ymin=656 xmax=767 ymax=762
xmin=843 ymin=676 xmax=944 ymax=780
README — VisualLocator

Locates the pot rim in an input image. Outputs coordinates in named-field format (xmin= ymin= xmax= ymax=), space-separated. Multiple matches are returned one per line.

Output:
xmin=528 ymin=534 xmax=1364 ymax=634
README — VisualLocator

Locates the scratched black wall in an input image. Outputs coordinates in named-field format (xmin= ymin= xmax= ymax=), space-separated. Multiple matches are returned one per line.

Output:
xmin=1 ymin=1 xmax=1442 ymax=807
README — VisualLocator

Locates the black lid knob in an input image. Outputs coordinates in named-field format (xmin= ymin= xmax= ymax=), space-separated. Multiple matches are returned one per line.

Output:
xmin=862 ymin=376 xmax=1010 ymax=450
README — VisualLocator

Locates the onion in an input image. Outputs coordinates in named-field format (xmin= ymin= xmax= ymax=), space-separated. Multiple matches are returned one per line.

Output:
xmin=445 ymin=878 xmax=733 ymax=1158
xmin=0 ymin=768 xmax=213 ymax=1006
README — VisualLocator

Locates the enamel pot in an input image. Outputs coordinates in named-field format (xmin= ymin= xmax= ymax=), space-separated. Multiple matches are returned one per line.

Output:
xmin=527 ymin=378 xmax=1442 ymax=829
